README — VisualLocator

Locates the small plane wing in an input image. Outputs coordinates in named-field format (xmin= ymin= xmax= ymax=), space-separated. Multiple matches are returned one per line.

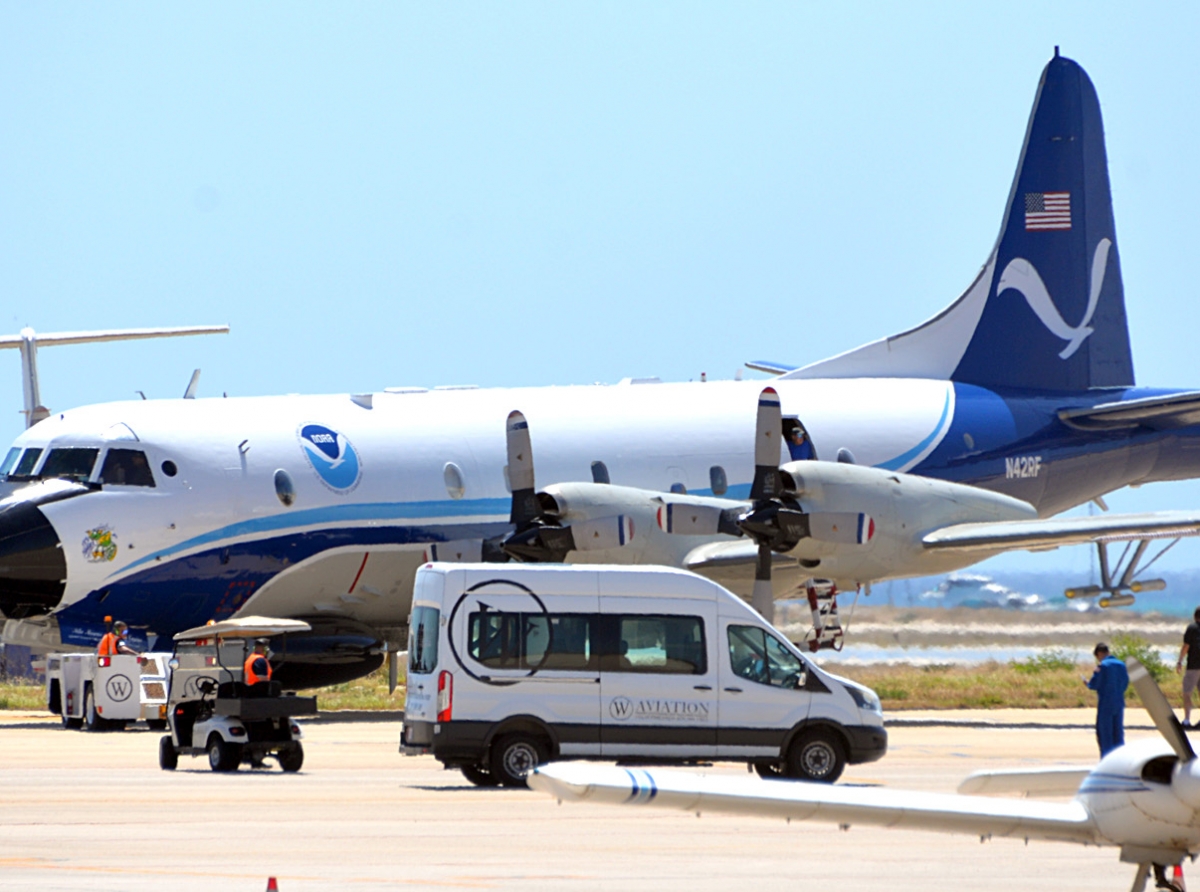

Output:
xmin=957 ymin=767 xmax=1091 ymax=797
xmin=922 ymin=510 xmax=1200 ymax=553
xmin=529 ymin=763 xmax=1099 ymax=846
xmin=1058 ymin=391 xmax=1200 ymax=431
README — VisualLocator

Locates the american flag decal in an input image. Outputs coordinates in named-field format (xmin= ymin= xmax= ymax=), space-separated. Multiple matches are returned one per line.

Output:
xmin=1025 ymin=191 xmax=1071 ymax=230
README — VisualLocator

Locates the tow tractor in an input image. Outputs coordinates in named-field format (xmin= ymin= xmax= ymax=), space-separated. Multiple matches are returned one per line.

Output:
xmin=46 ymin=651 xmax=172 ymax=731
xmin=158 ymin=616 xmax=317 ymax=773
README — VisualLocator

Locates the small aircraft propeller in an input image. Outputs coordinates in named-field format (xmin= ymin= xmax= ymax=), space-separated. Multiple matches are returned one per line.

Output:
xmin=1128 ymin=657 xmax=1196 ymax=762
xmin=657 ymin=387 xmax=871 ymax=619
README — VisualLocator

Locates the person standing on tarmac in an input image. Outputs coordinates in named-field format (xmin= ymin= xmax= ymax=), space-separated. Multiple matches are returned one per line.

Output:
xmin=1176 ymin=607 xmax=1200 ymax=728
xmin=96 ymin=620 xmax=139 ymax=656
xmin=1084 ymin=642 xmax=1129 ymax=756
xmin=244 ymin=639 xmax=273 ymax=695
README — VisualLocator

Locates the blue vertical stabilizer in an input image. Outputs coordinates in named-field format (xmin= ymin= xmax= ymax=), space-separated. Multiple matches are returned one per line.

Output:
xmin=784 ymin=53 xmax=1134 ymax=392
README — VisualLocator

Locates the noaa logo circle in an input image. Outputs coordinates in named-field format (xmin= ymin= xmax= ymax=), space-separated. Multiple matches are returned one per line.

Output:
xmin=298 ymin=423 xmax=362 ymax=492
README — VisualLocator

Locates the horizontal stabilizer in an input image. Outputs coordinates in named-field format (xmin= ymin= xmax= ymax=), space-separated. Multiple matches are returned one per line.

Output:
xmin=958 ymin=767 xmax=1091 ymax=798
xmin=1058 ymin=391 xmax=1200 ymax=431
xmin=923 ymin=510 xmax=1200 ymax=553
xmin=0 ymin=325 xmax=230 ymax=349
xmin=529 ymin=762 xmax=1098 ymax=845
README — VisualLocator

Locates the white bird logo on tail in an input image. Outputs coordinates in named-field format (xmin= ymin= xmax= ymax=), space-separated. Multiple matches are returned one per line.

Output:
xmin=997 ymin=238 xmax=1112 ymax=359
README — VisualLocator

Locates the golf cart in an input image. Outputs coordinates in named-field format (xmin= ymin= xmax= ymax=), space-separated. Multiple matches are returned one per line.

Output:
xmin=159 ymin=616 xmax=318 ymax=773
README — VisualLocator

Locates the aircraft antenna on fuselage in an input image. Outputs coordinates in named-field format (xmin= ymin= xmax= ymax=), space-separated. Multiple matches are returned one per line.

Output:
xmin=0 ymin=325 xmax=229 ymax=426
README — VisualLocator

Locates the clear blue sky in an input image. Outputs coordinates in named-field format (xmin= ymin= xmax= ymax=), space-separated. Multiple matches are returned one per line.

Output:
xmin=2 ymin=4 xmax=1199 ymax=574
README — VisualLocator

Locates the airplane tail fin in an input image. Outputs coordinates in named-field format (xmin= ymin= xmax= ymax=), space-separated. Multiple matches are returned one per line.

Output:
xmin=783 ymin=51 xmax=1134 ymax=392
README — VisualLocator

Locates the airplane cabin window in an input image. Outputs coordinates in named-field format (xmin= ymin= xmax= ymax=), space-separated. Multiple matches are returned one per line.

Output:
xmin=274 ymin=469 xmax=296 ymax=506
xmin=0 ymin=447 xmax=19 ymax=478
xmin=100 ymin=449 xmax=156 ymax=487
xmin=709 ymin=465 xmax=727 ymax=496
xmin=11 ymin=448 xmax=43 ymax=479
xmin=161 ymin=460 xmax=178 ymax=477
xmin=443 ymin=462 xmax=465 ymax=500
xmin=39 ymin=448 xmax=101 ymax=482
xmin=590 ymin=461 xmax=610 ymax=485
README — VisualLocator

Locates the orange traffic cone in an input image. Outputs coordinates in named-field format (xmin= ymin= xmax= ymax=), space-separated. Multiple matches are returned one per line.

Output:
xmin=1172 ymin=864 xmax=1186 ymax=891
xmin=266 ymin=879 xmax=279 ymax=891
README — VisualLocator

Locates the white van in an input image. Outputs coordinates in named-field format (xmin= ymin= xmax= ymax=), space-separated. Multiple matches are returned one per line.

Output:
xmin=400 ymin=563 xmax=886 ymax=787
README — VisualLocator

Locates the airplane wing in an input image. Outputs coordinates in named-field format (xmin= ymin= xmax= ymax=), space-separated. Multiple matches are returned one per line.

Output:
xmin=743 ymin=360 xmax=798 ymax=376
xmin=1059 ymin=391 xmax=1200 ymax=431
xmin=957 ymin=767 xmax=1092 ymax=797
xmin=0 ymin=325 xmax=230 ymax=349
xmin=683 ymin=540 xmax=799 ymax=572
xmin=922 ymin=510 xmax=1200 ymax=553
xmin=528 ymin=763 xmax=1099 ymax=846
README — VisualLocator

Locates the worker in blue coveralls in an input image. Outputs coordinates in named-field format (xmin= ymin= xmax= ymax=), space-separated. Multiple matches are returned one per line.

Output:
xmin=1084 ymin=642 xmax=1129 ymax=756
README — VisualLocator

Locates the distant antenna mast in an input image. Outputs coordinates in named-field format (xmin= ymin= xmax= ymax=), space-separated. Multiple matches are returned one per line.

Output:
xmin=1 ymin=325 xmax=230 ymax=426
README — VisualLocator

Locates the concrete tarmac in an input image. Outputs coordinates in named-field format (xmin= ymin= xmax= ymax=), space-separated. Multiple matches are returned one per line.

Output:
xmin=0 ymin=710 xmax=1166 ymax=891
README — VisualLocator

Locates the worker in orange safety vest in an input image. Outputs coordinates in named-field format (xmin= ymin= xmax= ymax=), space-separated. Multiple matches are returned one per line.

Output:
xmin=97 ymin=620 xmax=138 ymax=656
xmin=244 ymin=639 xmax=273 ymax=690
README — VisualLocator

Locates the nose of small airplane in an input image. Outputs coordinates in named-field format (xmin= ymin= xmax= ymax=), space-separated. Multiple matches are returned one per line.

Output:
xmin=0 ymin=498 xmax=66 ymax=618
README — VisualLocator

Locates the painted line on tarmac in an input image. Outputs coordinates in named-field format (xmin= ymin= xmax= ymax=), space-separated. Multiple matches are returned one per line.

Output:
xmin=886 ymin=718 xmax=1157 ymax=731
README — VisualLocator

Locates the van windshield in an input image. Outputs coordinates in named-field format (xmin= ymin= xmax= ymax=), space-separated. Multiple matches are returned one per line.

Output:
xmin=408 ymin=606 xmax=440 ymax=675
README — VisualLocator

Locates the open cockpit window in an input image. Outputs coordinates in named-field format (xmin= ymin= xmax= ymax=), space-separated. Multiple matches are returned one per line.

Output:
xmin=39 ymin=448 xmax=100 ymax=483
xmin=10 ymin=447 xmax=44 ymax=480
xmin=100 ymin=449 xmax=156 ymax=487
xmin=0 ymin=447 xmax=19 ymax=478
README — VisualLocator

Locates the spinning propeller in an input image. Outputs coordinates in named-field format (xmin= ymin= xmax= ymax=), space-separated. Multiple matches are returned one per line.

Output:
xmin=657 ymin=387 xmax=872 ymax=618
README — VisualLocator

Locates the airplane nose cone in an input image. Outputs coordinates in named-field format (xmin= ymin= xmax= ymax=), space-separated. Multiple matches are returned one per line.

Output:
xmin=0 ymin=499 xmax=65 ymax=618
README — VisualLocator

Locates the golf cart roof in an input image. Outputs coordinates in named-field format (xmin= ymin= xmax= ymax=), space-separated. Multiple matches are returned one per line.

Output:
xmin=173 ymin=616 xmax=312 ymax=641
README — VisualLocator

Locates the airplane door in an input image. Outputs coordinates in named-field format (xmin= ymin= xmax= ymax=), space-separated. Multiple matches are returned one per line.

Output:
xmin=717 ymin=620 xmax=811 ymax=759
xmin=447 ymin=578 xmax=600 ymax=757
xmin=598 ymin=597 xmax=718 ymax=759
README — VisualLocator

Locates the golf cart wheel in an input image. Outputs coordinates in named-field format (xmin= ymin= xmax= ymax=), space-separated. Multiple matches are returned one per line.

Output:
xmin=753 ymin=761 xmax=786 ymax=779
xmin=159 ymin=735 xmax=178 ymax=771
xmin=83 ymin=685 xmax=106 ymax=732
xmin=61 ymin=711 xmax=82 ymax=730
xmin=278 ymin=743 xmax=304 ymax=773
xmin=786 ymin=728 xmax=845 ymax=783
xmin=490 ymin=733 xmax=548 ymax=788
xmin=207 ymin=735 xmax=242 ymax=772
xmin=460 ymin=762 xmax=500 ymax=787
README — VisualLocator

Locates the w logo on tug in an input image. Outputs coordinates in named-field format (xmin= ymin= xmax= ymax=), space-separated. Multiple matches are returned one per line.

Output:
xmin=299 ymin=423 xmax=362 ymax=492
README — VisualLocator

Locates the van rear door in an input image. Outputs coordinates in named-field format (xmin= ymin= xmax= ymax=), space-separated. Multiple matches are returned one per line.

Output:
xmin=598 ymin=589 xmax=717 ymax=760
xmin=717 ymin=619 xmax=812 ymax=759
xmin=449 ymin=574 xmax=600 ymax=755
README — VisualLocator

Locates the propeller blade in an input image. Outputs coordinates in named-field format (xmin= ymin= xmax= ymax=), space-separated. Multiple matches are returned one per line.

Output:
xmin=808 ymin=512 xmax=874 ymax=545
xmin=749 ymin=388 xmax=783 ymax=502
xmin=751 ymin=540 xmax=775 ymax=621
xmin=506 ymin=411 xmax=541 ymax=526
xmin=1128 ymin=657 xmax=1195 ymax=761
xmin=657 ymin=503 xmax=725 ymax=535
xmin=565 ymin=516 xmax=635 ymax=552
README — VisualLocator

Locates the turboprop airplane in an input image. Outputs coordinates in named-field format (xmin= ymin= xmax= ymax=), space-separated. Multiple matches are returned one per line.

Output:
xmin=1 ymin=52 xmax=1199 ymax=685
xmin=528 ymin=659 xmax=1196 ymax=892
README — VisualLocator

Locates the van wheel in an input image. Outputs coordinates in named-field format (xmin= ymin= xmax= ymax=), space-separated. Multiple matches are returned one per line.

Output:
xmin=207 ymin=735 xmax=242 ymax=772
xmin=490 ymin=734 xmax=547 ymax=788
xmin=460 ymin=763 xmax=500 ymax=787
xmin=159 ymin=735 xmax=178 ymax=771
xmin=754 ymin=761 xmax=785 ymax=779
xmin=786 ymin=728 xmax=845 ymax=783
xmin=83 ymin=685 xmax=107 ymax=732
xmin=278 ymin=743 xmax=304 ymax=773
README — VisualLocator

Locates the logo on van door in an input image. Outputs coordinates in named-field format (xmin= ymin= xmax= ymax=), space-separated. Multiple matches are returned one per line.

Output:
xmin=609 ymin=697 xmax=711 ymax=723
xmin=105 ymin=674 xmax=133 ymax=702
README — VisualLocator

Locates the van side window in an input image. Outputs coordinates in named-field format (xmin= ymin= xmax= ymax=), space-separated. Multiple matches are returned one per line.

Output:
xmin=408 ymin=606 xmax=441 ymax=675
xmin=468 ymin=612 xmax=595 ymax=671
xmin=728 ymin=625 xmax=804 ymax=689
xmin=598 ymin=615 xmax=706 ymax=675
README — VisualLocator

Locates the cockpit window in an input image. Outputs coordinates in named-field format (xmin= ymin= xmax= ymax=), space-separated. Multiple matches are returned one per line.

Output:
xmin=100 ymin=449 xmax=156 ymax=487
xmin=0 ymin=448 xmax=19 ymax=477
xmin=39 ymin=448 xmax=100 ymax=482
xmin=11 ymin=448 xmax=43 ymax=479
